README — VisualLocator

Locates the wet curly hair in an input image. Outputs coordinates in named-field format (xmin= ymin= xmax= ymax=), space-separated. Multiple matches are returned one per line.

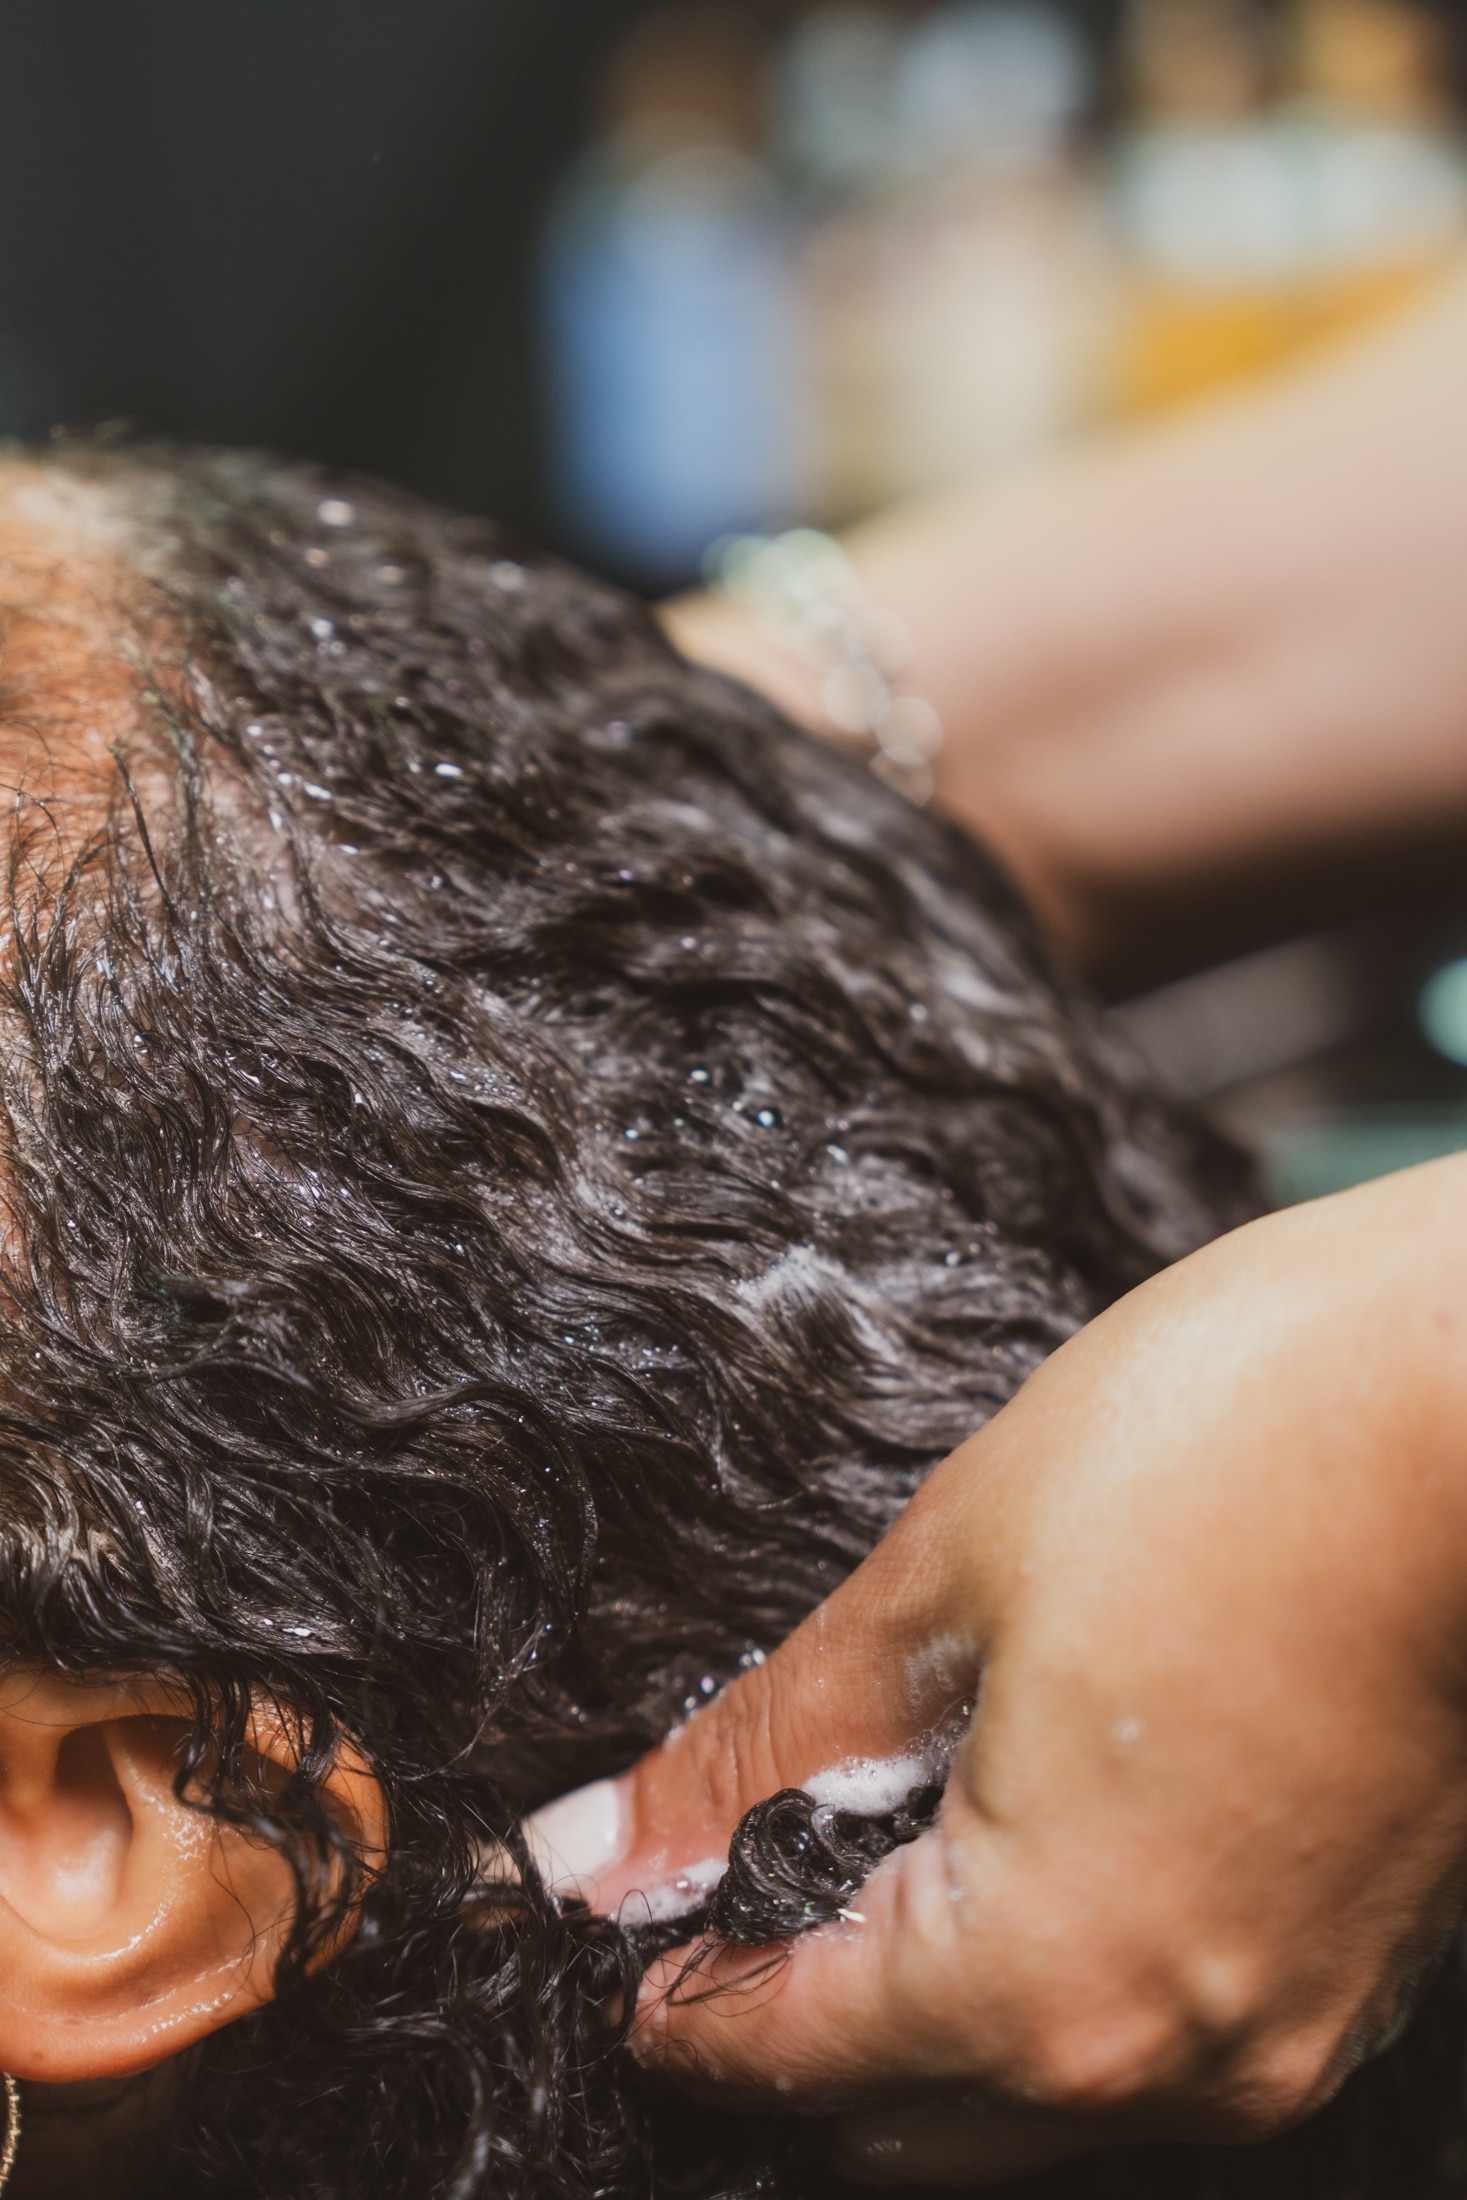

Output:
xmin=0 ymin=445 xmax=1450 ymax=2200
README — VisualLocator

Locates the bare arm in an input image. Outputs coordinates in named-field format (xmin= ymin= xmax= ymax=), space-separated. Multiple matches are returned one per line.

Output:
xmin=664 ymin=268 xmax=1467 ymax=959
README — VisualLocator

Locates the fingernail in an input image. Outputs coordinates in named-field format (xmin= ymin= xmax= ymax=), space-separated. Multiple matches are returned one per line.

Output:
xmin=526 ymin=1775 xmax=629 ymax=1896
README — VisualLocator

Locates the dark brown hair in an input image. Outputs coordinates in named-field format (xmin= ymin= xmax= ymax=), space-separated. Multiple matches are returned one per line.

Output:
xmin=0 ymin=447 xmax=1430 ymax=2200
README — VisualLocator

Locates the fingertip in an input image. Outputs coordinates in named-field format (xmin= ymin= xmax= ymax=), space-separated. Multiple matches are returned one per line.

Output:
xmin=525 ymin=1774 xmax=630 ymax=1899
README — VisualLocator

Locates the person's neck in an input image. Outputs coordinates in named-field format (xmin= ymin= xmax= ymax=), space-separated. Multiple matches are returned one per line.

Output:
xmin=11 ymin=2070 xmax=175 ymax=2200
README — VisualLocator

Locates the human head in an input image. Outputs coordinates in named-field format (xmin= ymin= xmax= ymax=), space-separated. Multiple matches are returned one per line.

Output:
xmin=0 ymin=443 xmax=1421 ymax=2200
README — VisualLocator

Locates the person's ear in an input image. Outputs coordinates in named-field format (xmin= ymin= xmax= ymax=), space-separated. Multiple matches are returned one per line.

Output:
xmin=0 ymin=1669 xmax=385 ymax=2083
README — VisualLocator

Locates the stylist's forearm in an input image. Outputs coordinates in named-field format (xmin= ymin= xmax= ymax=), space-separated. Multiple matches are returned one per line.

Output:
xmin=665 ymin=267 xmax=1467 ymax=960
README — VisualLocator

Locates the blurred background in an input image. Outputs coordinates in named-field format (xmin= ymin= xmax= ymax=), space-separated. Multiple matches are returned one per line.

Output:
xmin=543 ymin=0 xmax=1467 ymax=583
xmin=7 ymin=0 xmax=1467 ymax=1198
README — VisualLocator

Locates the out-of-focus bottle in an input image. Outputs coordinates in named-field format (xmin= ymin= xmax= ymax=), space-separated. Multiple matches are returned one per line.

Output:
xmin=1109 ymin=0 xmax=1465 ymax=417
xmin=540 ymin=4 xmax=804 ymax=587
xmin=881 ymin=2 xmax=1104 ymax=498
xmin=1109 ymin=0 xmax=1301 ymax=412
xmin=1284 ymin=0 xmax=1466 ymax=346
xmin=775 ymin=6 xmax=907 ymax=521
xmin=779 ymin=2 xmax=1103 ymax=521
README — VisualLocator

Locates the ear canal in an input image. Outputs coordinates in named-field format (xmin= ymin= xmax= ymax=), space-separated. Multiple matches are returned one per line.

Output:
xmin=0 ymin=1671 xmax=382 ymax=2083
xmin=0 ymin=1715 xmax=182 ymax=1944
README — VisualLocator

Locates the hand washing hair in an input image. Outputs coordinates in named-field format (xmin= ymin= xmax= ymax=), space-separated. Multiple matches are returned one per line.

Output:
xmin=0 ymin=443 xmax=1449 ymax=2199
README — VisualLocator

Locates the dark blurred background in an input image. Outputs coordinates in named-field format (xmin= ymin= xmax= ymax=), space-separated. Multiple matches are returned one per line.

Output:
xmin=9 ymin=0 xmax=1467 ymax=1195
xmin=0 ymin=0 xmax=635 ymax=543
xmin=7 ymin=0 xmax=1463 ymax=566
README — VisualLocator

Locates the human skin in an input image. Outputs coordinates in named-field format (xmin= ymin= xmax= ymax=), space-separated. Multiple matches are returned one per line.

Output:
xmin=663 ymin=263 xmax=1467 ymax=961
xmin=538 ymin=1155 xmax=1467 ymax=2184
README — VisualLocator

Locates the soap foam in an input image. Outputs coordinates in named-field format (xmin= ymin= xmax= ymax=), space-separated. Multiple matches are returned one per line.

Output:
xmin=622 ymin=1856 xmax=726 ymax=1925
xmin=804 ymin=1751 xmax=935 ymax=1816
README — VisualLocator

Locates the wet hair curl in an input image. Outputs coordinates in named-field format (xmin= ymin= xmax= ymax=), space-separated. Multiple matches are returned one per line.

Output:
xmin=0 ymin=446 xmax=1450 ymax=2200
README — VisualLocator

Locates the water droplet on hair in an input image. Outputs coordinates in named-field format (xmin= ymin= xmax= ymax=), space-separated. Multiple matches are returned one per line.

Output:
xmin=317 ymin=498 xmax=355 ymax=527
xmin=245 ymin=722 xmax=264 ymax=739
xmin=302 ymin=782 xmax=332 ymax=802
xmin=755 ymin=1107 xmax=779 ymax=1129
xmin=308 ymin=617 xmax=335 ymax=640
xmin=688 ymin=1066 xmax=710 ymax=1084
xmin=680 ymin=935 xmax=697 ymax=950
xmin=617 ymin=868 xmax=635 ymax=883
xmin=944 ymin=1250 xmax=962 ymax=1267
xmin=909 ymin=1001 xmax=929 ymax=1023
xmin=488 ymin=560 xmax=525 ymax=591
xmin=699 ymin=1675 xmax=717 ymax=1695
xmin=426 ymin=873 xmax=443 ymax=890
xmin=304 ymin=546 xmax=328 ymax=568
xmin=434 ymin=761 xmax=464 ymax=779
xmin=340 ymin=844 xmax=358 ymax=856
xmin=826 ymin=1143 xmax=849 ymax=1164
xmin=623 ymin=1127 xmax=640 ymax=1141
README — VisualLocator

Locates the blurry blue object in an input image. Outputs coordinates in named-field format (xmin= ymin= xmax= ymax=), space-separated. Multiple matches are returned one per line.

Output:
xmin=542 ymin=142 xmax=802 ymax=585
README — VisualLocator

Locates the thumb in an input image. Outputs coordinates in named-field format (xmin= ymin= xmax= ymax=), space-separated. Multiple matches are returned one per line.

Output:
xmin=526 ymin=1432 xmax=997 ymax=1918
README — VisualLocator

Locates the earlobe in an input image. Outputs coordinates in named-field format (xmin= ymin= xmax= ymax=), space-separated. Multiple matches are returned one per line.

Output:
xmin=0 ymin=1671 xmax=383 ymax=2083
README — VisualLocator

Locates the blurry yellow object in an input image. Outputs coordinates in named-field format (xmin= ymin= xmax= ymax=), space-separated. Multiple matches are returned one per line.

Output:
xmin=1116 ymin=282 xmax=1300 ymax=412
xmin=1116 ymin=256 xmax=1446 ymax=412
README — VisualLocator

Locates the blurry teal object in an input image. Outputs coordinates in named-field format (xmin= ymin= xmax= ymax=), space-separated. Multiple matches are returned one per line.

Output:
xmin=1418 ymin=956 xmax=1467 ymax=1066
xmin=1263 ymin=1109 xmax=1467 ymax=1205
xmin=542 ymin=143 xmax=801 ymax=585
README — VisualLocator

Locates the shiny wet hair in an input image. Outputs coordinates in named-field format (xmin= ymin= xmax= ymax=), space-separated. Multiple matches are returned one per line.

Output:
xmin=0 ymin=446 xmax=1445 ymax=2200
